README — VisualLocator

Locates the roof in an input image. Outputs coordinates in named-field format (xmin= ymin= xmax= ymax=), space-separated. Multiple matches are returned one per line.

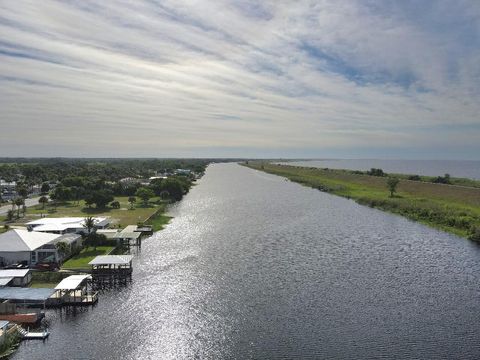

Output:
xmin=51 ymin=233 xmax=82 ymax=245
xmin=0 ymin=278 xmax=13 ymax=286
xmin=0 ymin=269 xmax=30 ymax=278
xmin=89 ymin=255 xmax=134 ymax=266
xmin=0 ymin=288 xmax=55 ymax=301
xmin=96 ymin=229 xmax=120 ymax=239
xmin=113 ymin=232 xmax=141 ymax=240
xmin=122 ymin=225 xmax=138 ymax=232
xmin=27 ymin=217 xmax=110 ymax=232
xmin=0 ymin=230 xmax=60 ymax=252
xmin=55 ymin=274 xmax=91 ymax=290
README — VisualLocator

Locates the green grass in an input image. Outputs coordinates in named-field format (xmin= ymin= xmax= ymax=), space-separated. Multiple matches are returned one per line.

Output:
xmin=30 ymin=282 xmax=57 ymax=288
xmin=8 ymin=196 xmax=165 ymax=229
xmin=145 ymin=204 xmax=172 ymax=231
xmin=62 ymin=246 xmax=115 ymax=269
xmin=244 ymin=162 xmax=480 ymax=241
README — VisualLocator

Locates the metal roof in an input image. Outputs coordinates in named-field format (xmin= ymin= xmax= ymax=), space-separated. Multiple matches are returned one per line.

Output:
xmin=55 ymin=274 xmax=91 ymax=290
xmin=0 ymin=287 xmax=55 ymax=301
xmin=0 ymin=269 xmax=30 ymax=278
xmin=0 ymin=230 xmax=60 ymax=251
xmin=89 ymin=255 xmax=134 ymax=266
xmin=0 ymin=278 xmax=13 ymax=286
xmin=113 ymin=231 xmax=141 ymax=240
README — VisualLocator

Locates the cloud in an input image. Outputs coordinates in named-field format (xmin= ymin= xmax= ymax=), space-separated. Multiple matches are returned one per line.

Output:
xmin=0 ymin=0 xmax=479 ymax=158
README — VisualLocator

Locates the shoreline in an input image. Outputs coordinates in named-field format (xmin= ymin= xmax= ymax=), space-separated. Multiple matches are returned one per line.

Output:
xmin=243 ymin=162 xmax=480 ymax=242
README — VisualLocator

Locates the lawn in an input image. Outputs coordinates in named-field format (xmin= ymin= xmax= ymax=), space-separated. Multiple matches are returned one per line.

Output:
xmin=146 ymin=206 xmax=172 ymax=231
xmin=30 ymin=282 xmax=57 ymax=288
xmin=62 ymin=246 xmax=115 ymax=269
xmin=244 ymin=162 xmax=480 ymax=240
xmin=9 ymin=196 xmax=166 ymax=229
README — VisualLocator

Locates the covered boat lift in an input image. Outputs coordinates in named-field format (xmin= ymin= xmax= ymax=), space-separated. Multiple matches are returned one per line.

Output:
xmin=52 ymin=274 xmax=98 ymax=306
xmin=0 ymin=288 xmax=55 ymax=323
xmin=89 ymin=255 xmax=134 ymax=282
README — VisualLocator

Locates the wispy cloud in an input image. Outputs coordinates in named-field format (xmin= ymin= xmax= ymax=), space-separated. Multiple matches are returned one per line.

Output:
xmin=0 ymin=0 xmax=479 ymax=158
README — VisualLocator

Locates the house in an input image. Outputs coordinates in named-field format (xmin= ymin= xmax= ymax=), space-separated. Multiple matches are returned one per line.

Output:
xmin=0 ymin=229 xmax=80 ymax=266
xmin=36 ymin=233 xmax=83 ymax=264
xmin=26 ymin=217 xmax=110 ymax=235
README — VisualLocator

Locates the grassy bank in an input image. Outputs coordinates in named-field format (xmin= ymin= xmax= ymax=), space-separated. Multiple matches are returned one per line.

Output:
xmin=244 ymin=162 xmax=480 ymax=241
xmin=145 ymin=204 xmax=172 ymax=231
xmin=62 ymin=246 xmax=115 ymax=270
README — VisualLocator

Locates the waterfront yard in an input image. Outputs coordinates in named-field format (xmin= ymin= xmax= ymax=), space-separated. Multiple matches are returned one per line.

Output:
xmin=62 ymin=246 xmax=115 ymax=270
xmin=4 ymin=196 xmax=168 ymax=229
xmin=245 ymin=162 xmax=480 ymax=240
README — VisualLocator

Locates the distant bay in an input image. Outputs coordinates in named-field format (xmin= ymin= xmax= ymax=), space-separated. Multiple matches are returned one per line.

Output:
xmin=283 ymin=159 xmax=480 ymax=179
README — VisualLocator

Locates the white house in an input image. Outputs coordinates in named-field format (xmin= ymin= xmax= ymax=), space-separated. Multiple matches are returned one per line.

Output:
xmin=0 ymin=230 xmax=61 ymax=266
xmin=0 ymin=230 xmax=82 ymax=266
xmin=26 ymin=217 xmax=110 ymax=235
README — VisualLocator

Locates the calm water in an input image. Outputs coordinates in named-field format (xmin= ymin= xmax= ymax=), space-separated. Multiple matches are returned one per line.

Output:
xmin=14 ymin=163 xmax=480 ymax=359
xmin=286 ymin=159 xmax=480 ymax=179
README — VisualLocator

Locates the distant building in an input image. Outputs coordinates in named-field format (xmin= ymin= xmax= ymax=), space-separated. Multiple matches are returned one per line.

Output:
xmin=26 ymin=217 xmax=110 ymax=235
xmin=118 ymin=177 xmax=142 ymax=185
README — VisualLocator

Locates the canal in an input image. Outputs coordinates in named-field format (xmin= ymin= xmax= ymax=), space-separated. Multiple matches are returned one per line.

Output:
xmin=13 ymin=163 xmax=480 ymax=359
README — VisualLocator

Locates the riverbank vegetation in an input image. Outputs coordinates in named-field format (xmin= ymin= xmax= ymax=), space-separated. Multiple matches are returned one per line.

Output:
xmin=244 ymin=162 xmax=480 ymax=241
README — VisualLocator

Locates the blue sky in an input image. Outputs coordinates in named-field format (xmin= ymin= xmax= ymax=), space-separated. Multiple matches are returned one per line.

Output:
xmin=0 ymin=0 xmax=479 ymax=159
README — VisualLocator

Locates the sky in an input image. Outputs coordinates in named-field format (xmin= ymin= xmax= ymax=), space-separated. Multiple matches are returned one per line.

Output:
xmin=0 ymin=1 xmax=479 ymax=159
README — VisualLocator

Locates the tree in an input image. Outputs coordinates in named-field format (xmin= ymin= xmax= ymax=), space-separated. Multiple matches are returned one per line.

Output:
xmin=6 ymin=210 xmax=14 ymax=222
xmin=41 ymin=182 xmax=50 ymax=194
xmin=150 ymin=178 xmax=185 ymax=201
xmin=84 ymin=190 xmax=114 ymax=208
xmin=84 ymin=233 xmax=107 ymax=251
xmin=83 ymin=216 xmax=96 ymax=234
xmin=39 ymin=196 xmax=49 ymax=209
xmin=128 ymin=196 xmax=136 ymax=209
xmin=367 ymin=168 xmax=385 ymax=177
xmin=135 ymin=187 xmax=155 ymax=206
xmin=387 ymin=177 xmax=400 ymax=197
xmin=55 ymin=241 xmax=70 ymax=261
xmin=51 ymin=186 xmax=72 ymax=202
xmin=14 ymin=197 xmax=24 ymax=218
xmin=16 ymin=186 xmax=28 ymax=199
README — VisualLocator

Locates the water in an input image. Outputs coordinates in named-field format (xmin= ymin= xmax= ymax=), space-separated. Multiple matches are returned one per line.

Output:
xmin=13 ymin=163 xmax=480 ymax=359
xmin=285 ymin=159 xmax=480 ymax=179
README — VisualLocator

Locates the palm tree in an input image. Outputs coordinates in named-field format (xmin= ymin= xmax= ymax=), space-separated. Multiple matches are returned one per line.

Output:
xmin=83 ymin=216 xmax=96 ymax=234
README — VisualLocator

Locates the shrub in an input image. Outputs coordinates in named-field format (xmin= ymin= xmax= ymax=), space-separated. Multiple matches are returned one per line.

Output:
xmin=468 ymin=227 xmax=480 ymax=242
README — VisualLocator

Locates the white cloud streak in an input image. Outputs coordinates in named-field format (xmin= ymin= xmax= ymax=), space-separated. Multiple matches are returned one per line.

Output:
xmin=0 ymin=0 xmax=479 ymax=158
